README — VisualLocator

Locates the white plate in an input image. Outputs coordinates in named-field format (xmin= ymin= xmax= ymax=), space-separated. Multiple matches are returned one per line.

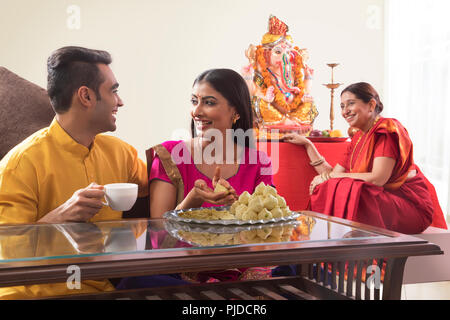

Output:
xmin=163 ymin=206 xmax=301 ymax=225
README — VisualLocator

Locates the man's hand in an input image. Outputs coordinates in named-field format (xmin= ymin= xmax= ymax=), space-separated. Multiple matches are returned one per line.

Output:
xmin=56 ymin=223 xmax=105 ymax=253
xmin=39 ymin=183 xmax=105 ymax=223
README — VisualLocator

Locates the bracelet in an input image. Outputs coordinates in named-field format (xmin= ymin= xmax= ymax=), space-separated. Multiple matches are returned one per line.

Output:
xmin=310 ymin=157 xmax=325 ymax=167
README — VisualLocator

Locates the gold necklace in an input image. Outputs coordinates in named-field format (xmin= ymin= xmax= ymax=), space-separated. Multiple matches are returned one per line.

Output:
xmin=349 ymin=116 xmax=381 ymax=172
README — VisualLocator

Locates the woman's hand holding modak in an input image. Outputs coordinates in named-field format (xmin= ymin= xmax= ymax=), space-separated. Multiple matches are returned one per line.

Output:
xmin=212 ymin=167 xmax=238 ymax=200
xmin=192 ymin=179 xmax=237 ymax=206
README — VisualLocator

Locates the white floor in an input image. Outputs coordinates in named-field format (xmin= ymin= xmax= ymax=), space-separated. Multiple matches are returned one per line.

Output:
xmin=402 ymin=281 xmax=450 ymax=300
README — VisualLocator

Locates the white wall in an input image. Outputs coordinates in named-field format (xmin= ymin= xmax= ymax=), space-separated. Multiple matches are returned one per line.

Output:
xmin=0 ymin=0 xmax=385 ymax=160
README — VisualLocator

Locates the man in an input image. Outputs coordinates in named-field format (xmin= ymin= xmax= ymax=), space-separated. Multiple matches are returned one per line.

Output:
xmin=0 ymin=46 xmax=148 ymax=298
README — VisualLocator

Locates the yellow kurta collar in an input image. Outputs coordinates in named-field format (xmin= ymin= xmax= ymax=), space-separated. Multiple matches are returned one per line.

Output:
xmin=47 ymin=118 xmax=92 ymax=158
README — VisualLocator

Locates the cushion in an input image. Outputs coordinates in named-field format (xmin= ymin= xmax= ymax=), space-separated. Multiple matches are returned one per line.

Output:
xmin=0 ymin=67 xmax=55 ymax=159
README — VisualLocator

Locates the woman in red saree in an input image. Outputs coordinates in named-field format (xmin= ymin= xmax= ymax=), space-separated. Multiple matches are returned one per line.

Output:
xmin=284 ymin=82 xmax=438 ymax=234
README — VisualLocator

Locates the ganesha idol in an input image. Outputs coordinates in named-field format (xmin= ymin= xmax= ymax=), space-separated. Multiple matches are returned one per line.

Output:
xmin=242 ymin=15 xmax=318 ymax=139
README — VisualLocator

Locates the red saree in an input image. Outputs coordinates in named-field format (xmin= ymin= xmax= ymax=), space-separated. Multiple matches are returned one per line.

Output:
xmin=310 ymin=118 xmax=445 ymax=234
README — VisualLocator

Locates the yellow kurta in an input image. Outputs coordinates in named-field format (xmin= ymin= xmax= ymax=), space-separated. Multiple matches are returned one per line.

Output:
xmin=0 ymin=118 xmax=148 ymax=299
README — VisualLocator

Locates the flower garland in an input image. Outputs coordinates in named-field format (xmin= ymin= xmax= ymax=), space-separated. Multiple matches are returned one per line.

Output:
xmin=254 ymin=45 xmax=306 ymax=113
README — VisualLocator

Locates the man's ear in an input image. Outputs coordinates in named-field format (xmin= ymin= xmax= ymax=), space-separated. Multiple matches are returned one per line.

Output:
xmin=77 ymin=86 xmax=95 ymax=107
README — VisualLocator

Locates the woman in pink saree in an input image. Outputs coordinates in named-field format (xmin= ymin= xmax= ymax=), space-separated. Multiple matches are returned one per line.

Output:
xmin=148 ymin=69 xmax=273 ymax=217
xmin=117 ymin=69 xmax=274 ymax=290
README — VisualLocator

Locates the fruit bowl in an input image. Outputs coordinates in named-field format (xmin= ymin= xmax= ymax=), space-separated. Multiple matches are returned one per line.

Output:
xmin=306 ymin=136 xmax=349 ymax=142
xmin=307 ymin=129 xmax=348 ymax=142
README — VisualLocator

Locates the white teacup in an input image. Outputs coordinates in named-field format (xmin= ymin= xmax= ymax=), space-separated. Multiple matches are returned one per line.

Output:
xmin=103 ymin=183 xmax=138 ymax=211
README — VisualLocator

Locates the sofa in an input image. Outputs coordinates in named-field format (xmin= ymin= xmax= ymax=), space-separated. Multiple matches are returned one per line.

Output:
xmin=0 ymin=67 xmax=55 ymax=160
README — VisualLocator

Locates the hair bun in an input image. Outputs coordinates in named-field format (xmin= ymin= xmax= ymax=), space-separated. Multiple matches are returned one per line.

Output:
xmin=377 ymin=101 xmax=384 ymax=113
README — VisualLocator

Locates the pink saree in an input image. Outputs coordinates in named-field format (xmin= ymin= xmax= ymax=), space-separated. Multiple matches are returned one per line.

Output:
xmin=147 ymin=140 xmax=274 ymax=282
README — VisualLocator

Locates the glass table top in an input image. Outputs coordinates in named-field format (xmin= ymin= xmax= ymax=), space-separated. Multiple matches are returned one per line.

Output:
xmin=0 ymin=212 xmax=386 ymax=263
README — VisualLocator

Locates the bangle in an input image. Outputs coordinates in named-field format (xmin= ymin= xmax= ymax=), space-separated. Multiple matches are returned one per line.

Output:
xmin=310 ymin=156 xmax=325 ymax=167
